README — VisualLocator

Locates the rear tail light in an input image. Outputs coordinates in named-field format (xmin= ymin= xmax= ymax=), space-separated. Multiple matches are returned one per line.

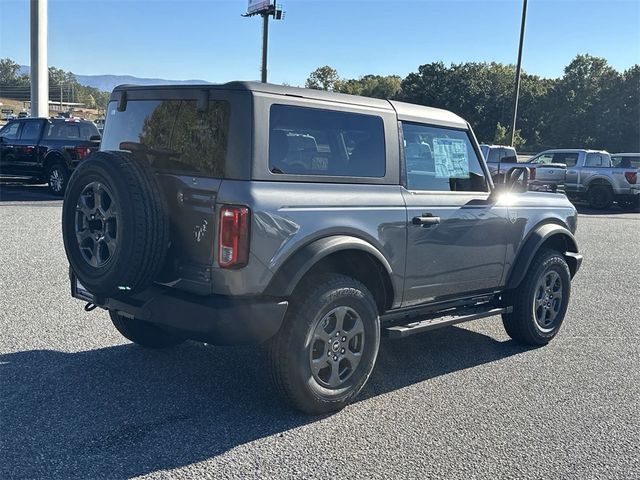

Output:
xmin=75 ymin=146 xmax=91 ymax=158
xmin=218 ymin=205 xmax=250 ymax=268
xmin=624 ymin=171 xmax=637 ymax=184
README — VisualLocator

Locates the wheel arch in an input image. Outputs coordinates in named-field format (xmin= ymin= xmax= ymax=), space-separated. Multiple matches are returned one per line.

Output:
xmin=265 ymin=235 xmax=396 ymax=314
xmin=506 ymin=223 xmax=580 ymax=289
xmin=43 ymin=150 xmax=69 ymax=170
xmin=585 ymin=176 xmax=614 ymax=191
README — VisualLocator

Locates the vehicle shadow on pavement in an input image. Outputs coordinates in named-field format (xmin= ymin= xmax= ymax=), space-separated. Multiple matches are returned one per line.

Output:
xmin=0 ymin=182 xmax=60 ymax=202
xmin=574 ymin=204 xmax=638 ymax=216
xmin=0 ymin=326 xmax=528 ymax=479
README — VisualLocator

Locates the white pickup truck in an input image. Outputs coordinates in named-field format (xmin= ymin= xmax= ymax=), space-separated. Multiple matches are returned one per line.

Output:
xmin=534 ymin=149 xmax=639 ymax=210
xmin=480 ymin=144 xmax=566 ymax=191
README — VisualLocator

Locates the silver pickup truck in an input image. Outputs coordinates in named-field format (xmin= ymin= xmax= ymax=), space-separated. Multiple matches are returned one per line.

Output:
xmin=480 ymin=144 xmax=566 ymax=191
xmin=533 ymin=149 xmax=639 ymax=210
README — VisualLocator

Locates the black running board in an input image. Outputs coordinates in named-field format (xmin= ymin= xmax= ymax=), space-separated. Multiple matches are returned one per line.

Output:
xmin=384 ymin=306 xmax=512 ymax=339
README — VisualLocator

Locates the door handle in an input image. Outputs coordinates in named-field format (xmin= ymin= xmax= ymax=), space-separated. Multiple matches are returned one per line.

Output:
xmin=412 ymin=214 xmax=441 ymax=227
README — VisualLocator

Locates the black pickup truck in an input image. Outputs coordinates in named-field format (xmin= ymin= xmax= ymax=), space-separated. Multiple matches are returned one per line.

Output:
xmin=0 ymin=117 xmax=101 ymax=195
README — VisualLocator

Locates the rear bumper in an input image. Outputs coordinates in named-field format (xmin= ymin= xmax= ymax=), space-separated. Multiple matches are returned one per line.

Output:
xmin=71 ymin=275 xmax=288 ymax=345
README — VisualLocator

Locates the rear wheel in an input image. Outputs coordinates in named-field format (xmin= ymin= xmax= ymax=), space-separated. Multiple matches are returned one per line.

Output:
xmin=269 ymin=274 xmax=380 ymax=414
xmin=502 ymin=249 xmax=571 ymax=345
xmin=110 ymin=311 xmax=184 ymax=348
xmin=47 ymin=163 xmax=69 ymax=195
xmin=587 ymin=185 xmax=613 ymax=209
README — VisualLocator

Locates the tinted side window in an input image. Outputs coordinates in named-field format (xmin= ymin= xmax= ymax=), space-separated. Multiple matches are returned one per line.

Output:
xmin=552 ymin=152 xmax=578 ymax=167
xmin=486 ymin=148 xmax=500 ymax=163
xmin=19 ymin=121 xmax=43 ymax=141
xmin=269 ymin=104 xmax=385 ymax=178
xmin=585 ymin=153 xmax=609 ymax=167
xmin=402 ymin=123 xmax=488 ymax=192
xmin=102 ymin=99 xmax=229 ymax=177
xmin=532 ymin=153 xmax=554 ymax=164
xmin=0 ymin=122 xmax=20 ymax=140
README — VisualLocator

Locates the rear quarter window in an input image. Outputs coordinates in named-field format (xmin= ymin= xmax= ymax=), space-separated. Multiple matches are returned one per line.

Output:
xmin=268 ymin=104 xmax=386 ymax=178
xmin=101 ymin=99 xmax=230 ymax=177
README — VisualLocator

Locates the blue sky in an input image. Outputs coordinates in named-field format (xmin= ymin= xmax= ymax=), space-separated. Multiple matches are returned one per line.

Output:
xmin=1 ymin=0 xmax=639 ymax=86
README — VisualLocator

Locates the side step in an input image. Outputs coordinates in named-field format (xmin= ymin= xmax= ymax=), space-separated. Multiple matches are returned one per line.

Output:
xmin=384 ymin=306 xmax=512 ymax=339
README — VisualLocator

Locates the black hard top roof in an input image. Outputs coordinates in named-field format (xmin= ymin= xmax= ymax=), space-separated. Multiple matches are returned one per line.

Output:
xmin=110 ymin=81 xmax=468 ymax=129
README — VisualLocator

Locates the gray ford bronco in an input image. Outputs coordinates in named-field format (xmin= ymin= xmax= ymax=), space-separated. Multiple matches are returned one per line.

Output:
xmin=62 ymin=82 xmax=582 ymax=414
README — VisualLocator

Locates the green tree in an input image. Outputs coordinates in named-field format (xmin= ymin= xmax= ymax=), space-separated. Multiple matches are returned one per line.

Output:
xmin=305 ymin=66 xmax=340 ymax=91
xmin=0 ymin=58 xmax=22 ymax=85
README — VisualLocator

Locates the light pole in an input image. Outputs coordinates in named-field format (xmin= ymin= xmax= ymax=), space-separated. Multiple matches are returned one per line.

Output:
xmin=243 ymin=1 xmax=284 ymax=83
xmin=30 ymin=0 xmax=49 ymax=117
xmin=510 ymin=0 xmax=528 ymax=147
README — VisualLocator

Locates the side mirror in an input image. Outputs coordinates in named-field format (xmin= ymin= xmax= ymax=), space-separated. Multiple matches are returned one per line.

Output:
xmin=501 ymin=155 xmax=517 ymax=163
xmin=505 ymin=166 xmax=530 ymax=192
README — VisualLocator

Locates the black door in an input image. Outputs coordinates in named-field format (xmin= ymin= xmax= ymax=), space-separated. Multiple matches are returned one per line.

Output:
xmin=0 ymin=121 xmax=22 ymax=175
xmin=13 ymin=119 xmax=45 ymax=175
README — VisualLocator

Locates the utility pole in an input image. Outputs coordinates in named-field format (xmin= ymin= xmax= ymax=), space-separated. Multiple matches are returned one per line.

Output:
xmin=30 ymin=0 xmax=49 ymax=117
xmin=261 ymin=12 xmax=269 ymax=83
xmin=510 ymin=0 xmax=528 ymax=147
xmin=243 ymin=1 xmax=284 ymax=83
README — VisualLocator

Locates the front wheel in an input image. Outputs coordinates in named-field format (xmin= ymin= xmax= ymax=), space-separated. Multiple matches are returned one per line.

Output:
xmin=268 ymin=274 xmax=381 ymax=414
xmin=502 ymin=249 xmax=571 ymax=345
xmin=110 ymin=311 xmax=184 ymax=348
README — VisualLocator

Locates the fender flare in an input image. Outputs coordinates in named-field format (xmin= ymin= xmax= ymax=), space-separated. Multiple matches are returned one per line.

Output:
xmin=43 ymin=150 xmax=70 ymax=170
xmin=265 ymin=235 xmax=394 ymax=298
xmin=506 ymin=223 xmax=579 ymax=289
xmin=584 ymin=176 xmax=614 ymax=191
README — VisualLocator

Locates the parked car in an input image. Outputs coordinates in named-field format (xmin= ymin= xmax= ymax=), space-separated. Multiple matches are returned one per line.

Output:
xmin=480 ymin=144 xmax=566 ymax=191
xmin=0 ymin=117 xmax=101 ymax=194
xmin=62 ymin=82 xmax=582 ymax=414
xmin=17 ymin=111 xmax=29 ymax=119
xmin=611 ymin=153 xmax=640 ymax=169
xmin=529 ymin=149 xmax=639 ymax=210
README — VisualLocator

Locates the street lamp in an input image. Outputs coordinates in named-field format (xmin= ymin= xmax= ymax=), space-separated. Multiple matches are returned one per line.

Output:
xmin=243 ymin=0 xmax=285 ymax=83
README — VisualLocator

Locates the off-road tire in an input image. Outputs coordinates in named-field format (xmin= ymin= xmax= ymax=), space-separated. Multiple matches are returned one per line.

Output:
xmin=110 ymin=311 xmax=184 ymax=348
xmin=62 ymin=151 xmax=169 ymax=296
xmin=268 ymin=274 xmax=381 ymax=414
xmin=587 ymin=185 xmax=613 ymax=210
xmin=47 ymin=163 xmax=69 ymax=196
xmin=502 ymin=248 xmax=571 ymax=345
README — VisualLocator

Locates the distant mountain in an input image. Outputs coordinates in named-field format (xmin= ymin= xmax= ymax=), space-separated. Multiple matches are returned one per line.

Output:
xmin=19 ymin=66 xmax=210 ymax=92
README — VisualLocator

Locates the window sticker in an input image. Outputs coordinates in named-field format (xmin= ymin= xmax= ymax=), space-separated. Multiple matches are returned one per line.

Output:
xmin=433 ymin=138 xmax=469 ymax=178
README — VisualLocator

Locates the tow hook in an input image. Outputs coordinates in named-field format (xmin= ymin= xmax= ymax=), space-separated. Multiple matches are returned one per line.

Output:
xmin=84 ymin=302 xmax=98 ymax=312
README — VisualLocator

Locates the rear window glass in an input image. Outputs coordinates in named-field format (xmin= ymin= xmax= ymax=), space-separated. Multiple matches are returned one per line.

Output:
xmin=101 ymin=99 xmax=229 ymax=177
xmin=46 ymin=122 xmax=99 ymax=140
xmin=269 ymin=104 xmax=385 ymax=178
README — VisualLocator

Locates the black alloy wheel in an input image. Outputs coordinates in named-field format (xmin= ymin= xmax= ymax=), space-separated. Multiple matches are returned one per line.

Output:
xmin=75 ymin=181 xmax=118 ymax=268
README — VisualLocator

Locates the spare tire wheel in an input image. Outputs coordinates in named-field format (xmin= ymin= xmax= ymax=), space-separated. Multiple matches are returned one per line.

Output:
xmin=62 ymin=151 xmax=169 ymax=295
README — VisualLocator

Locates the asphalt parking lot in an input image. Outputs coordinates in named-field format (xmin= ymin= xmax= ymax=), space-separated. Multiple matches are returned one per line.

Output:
xmin=1 ymin=182 xmax=638 ymax=480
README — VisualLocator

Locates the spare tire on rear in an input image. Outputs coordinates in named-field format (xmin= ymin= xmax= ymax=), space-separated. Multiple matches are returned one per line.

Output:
xmin=62 ymin=151 xmax=169 ymax=296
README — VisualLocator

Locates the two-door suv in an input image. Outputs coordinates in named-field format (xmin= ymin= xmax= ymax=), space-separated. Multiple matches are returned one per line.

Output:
xmin=62 ymin=83 xmax=582 ymax=414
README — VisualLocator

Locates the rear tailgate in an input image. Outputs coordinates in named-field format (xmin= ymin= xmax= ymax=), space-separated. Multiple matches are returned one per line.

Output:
xmin=530 ymin=162 xmax=566 ymax=187
xmin=99 ymin=90 xmax=234 ymax=295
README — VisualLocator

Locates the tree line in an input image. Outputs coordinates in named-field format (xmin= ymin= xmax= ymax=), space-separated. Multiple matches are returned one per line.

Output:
xmin=0 ymin=58 xmax=110 ymax=111
xmin=305 ymin=55 xmax=639 ymax=153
